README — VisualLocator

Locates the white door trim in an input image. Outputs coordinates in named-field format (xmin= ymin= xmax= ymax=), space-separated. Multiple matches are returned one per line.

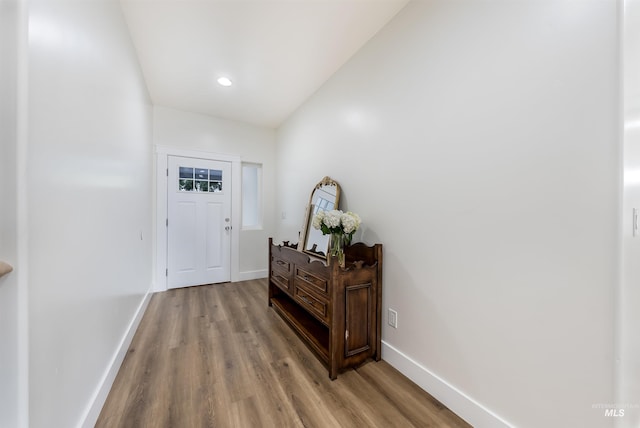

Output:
xmin=155 ymin=145 xmax=241 ymax=292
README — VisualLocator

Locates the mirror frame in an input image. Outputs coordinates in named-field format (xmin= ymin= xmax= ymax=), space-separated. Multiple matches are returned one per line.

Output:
xmin=299 ymin=176 xmax=341 ymax=260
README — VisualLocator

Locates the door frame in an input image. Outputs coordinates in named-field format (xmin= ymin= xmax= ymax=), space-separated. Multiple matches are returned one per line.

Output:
xmin=155 ymin=145 xmax=241 ymax=292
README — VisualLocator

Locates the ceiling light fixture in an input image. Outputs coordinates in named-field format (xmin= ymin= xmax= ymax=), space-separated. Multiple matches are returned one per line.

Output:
xmin=217 ymin=76 xmax=233 ymax=87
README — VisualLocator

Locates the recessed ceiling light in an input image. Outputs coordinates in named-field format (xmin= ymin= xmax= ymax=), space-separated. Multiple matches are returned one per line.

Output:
xmin=217 ymin=77 xmax=232 ymax=87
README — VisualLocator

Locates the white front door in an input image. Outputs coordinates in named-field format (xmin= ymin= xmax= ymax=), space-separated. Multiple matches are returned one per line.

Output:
xmin=167 ymin=156 xmax=232 ymax=288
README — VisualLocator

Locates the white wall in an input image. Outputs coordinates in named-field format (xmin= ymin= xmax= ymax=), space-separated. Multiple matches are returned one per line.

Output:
xmin=27 ymin=1 xmax=153 ymax=427
xmin=620 ymin=0 xmax=640 ymax=426
xmin=276 ymin=1 xmax=620 ymax=427
xmin=153 ymin=106 xmax=277 ymax=279
xmin=0 ymin=1 xmax=20 ymax=427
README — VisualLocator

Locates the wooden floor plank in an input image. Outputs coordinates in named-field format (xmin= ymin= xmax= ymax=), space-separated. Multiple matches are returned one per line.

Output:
xmin=96 ymin=279 xmax=471 ymax=428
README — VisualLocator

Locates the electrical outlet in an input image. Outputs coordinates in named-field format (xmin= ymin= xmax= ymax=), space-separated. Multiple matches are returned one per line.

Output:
xmin=388 ymin=308 xmax=398 ymax=329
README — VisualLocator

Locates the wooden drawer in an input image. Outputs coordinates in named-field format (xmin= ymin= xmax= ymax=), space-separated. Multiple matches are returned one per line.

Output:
xmin=295 ymin=267 xmax=328 ymax=296
xmin=271 ymin=255 xmax=291 ymax=275
xmin=270 ymin=270 xmax=291 ymax=292
xmin=294 ymin=284 xmax=329 ymax=325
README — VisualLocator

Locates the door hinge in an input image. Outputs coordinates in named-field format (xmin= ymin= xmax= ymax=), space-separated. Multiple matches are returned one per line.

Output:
xmin=166 ymin=168 xmax=168 ymax=177
xmin=345 ymin=330 xmax=349 ymax=341
xmin=166 ymin=218 xmax=168 ymax=227
xmin=165 ymin=268 xmax=168 ymax=277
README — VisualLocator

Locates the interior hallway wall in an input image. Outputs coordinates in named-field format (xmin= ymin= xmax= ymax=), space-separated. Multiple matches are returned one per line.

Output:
xmin=276 ymin=1 xmax=620 ymax=426
xmin=619 ymin=0 xmax=640 ymax=426
xmin=0 ymin=1 xmax=21 ymax=426
xmin=27 ymin=1 xmax=153 ymax=426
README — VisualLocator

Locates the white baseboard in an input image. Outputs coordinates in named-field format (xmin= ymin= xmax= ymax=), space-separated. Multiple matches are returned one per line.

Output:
xmin=381 ymin=341 xmax=512 ymax=428
xmin=237 ymin=269 xmax=267 ymax=282
xmin=79 ymin=287 xmax=153 ymax=428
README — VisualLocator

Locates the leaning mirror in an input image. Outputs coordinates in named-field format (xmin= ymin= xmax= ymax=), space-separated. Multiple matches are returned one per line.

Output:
xmin=300 ymin=177 xmax=341 ymax=260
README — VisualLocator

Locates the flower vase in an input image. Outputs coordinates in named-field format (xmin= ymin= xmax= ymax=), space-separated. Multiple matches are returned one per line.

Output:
xmin=330 ymin=233 xmax=346 ymax=268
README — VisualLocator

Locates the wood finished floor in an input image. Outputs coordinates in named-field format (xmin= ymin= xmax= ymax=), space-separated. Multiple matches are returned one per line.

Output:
xmin=96 ymin=279 xmax=471 ymax=428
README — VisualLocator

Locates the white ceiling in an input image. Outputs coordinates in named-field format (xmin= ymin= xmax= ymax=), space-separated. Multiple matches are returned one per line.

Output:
xmin=120 ymin=0 xmax=410 ymax=128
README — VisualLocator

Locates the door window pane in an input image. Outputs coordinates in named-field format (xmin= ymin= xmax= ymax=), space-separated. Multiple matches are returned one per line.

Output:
xmin=195 ymin=181 xmax=208 ymax=192
xmin=209 ymin=169 xmax=222 ymax=192
xmin=178 ymin=166 xmax=223 ymax=193
xmin=179 ymin=167 xmax=194 ymax=179
xmin=209 ymin=169 xmax=222 ymax=181
xmin=179 ymin=179 xmax=194 ymax=191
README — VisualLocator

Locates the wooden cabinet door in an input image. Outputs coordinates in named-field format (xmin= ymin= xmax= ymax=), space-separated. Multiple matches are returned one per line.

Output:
xmin=344 ymin=282 xmax=373 ymax=357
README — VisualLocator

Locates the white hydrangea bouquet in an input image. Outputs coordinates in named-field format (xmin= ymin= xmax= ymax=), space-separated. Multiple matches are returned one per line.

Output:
xmin=312 ymin=210 xmax=361 ymax=266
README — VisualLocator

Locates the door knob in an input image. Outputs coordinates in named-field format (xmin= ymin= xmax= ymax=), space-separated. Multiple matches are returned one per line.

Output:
xmin=225 ymin=226 xmax=231 ymax=231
